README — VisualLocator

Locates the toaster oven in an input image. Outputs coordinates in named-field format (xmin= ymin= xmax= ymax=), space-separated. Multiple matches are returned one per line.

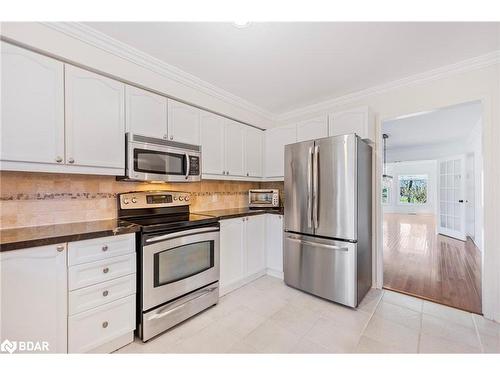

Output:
xmin=248 ymin=189 xmax=280 ymax=208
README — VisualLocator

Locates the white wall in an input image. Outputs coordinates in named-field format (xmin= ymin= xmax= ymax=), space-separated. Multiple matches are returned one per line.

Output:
xmin=276 ymin=60 xmax=500 ymax=321
xmin=382 ymin=160 xmax=438 ymax=215
xmin=387 ymin=140 xmax=467 ymax=163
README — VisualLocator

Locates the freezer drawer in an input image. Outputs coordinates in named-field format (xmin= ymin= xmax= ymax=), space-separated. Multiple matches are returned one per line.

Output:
xmin=283 ymin=233 xmax=357 ymax=307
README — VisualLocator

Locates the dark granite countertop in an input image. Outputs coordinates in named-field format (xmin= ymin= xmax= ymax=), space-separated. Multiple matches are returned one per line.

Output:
xmin=0 ymin=219 xmax=140 ymax=252
xmin=194 ymin=207 xmax=284 ymax=220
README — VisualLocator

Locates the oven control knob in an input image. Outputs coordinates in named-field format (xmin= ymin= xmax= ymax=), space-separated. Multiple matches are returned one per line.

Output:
xmin=131 ymin=197 xmax=137 ymax=203
xmin=173 ymin=196 xmax=177 ymax=201
xmin=185 ymin=195 xmax=190 ymax=201
xmin=179 ymin=196 xmax=184 ymax=201
xmin=123 ymin=198 xmax=129 ymax=205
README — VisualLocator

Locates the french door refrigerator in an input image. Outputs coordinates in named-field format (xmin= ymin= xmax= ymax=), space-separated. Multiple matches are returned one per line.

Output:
xmin=283 ymin=133 xmax=372 ymax=308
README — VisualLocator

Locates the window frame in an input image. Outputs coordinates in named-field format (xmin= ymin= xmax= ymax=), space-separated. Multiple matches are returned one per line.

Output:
xmin=397 ymin=174 xmax=429 ymax=206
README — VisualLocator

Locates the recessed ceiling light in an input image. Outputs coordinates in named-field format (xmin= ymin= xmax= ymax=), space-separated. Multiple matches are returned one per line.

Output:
xmin=233 ymin=21 xmax=251 ymax=28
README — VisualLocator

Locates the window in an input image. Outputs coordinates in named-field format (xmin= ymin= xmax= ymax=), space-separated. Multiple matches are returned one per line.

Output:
xmin=398 ymin=175 xmax=428 ymax=204
xmin=382 ymin=186 xmax=391 ymax=204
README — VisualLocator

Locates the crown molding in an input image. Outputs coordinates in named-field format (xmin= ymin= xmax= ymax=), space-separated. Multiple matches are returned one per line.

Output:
xmin=276 ymin=50 xmax=500 ymax=124
xmin=41 ymin=22 xmax=276 ymax=122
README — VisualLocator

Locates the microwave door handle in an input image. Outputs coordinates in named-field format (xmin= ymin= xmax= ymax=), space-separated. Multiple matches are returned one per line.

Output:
xmin=184 ymin=153 xmax=190 ymax=179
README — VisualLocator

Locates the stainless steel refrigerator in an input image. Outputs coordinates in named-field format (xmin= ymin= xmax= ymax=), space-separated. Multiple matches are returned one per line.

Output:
xmin=283 ymin=133 xmax=372 ymax=308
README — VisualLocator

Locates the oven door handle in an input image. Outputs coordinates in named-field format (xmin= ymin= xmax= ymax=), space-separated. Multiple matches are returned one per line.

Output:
xmin=145 ymin=226 xmax=220 ymax=243
xmin=147 ymin=286 xmax=218 ymax=321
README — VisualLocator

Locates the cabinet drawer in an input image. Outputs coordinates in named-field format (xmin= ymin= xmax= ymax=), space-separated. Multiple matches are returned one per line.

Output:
xmin=68 ymin=233 xmax=135 ymax=266
xmin=68 ymin=295 xmax=135 ymax=353
xmin=69 ymin=254 xmax=135 ymax=291
xmin=69 ymin=273 xmax=136 ymax=315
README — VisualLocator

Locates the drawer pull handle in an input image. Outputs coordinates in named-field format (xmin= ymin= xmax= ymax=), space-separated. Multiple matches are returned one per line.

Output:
xmin=102 ymin=290 xmax=109 ymax=297
xmin=102 ymin=245 xmax=108 ymax=252
xmin=103 ymin=267 xmax=109 ymax=274
xmin=56 ymin=245 xmax=64 ymax=252
xmin=102 ymin=321 xmax=108 ymax=328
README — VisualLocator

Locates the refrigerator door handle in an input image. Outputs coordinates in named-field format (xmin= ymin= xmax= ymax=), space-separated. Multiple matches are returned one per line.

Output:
xmin=313 ymin=145 xmax=319 ymax=229
xmin=307 ymin=146 xmax=313 ymax=228
xmin=286 ymin=236 xmax=349 ymax=252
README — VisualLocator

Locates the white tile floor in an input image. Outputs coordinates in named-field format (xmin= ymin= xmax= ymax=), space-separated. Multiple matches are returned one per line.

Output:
xmin=116 ymin=275 xmax=500 ymax=354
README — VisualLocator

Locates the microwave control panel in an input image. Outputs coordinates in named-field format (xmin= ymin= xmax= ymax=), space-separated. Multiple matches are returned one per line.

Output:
xmin=189 ymin=156 xmax=200 ymax=175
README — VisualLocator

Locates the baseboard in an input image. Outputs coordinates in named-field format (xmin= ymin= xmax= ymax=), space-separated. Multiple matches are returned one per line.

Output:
xmin=219 ymin=270 xmax=267 ymax=296
xmin=266 ymin=268 xmax=284 ymax=280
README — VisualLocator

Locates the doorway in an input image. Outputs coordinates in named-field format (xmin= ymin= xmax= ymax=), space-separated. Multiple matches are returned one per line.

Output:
xmin=380 ymin=101 xmax=483 ymax=314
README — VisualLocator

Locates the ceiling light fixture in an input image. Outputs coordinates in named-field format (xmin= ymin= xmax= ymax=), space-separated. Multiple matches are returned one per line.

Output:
xmin=233 ymin=21 xmax=251 ymax=28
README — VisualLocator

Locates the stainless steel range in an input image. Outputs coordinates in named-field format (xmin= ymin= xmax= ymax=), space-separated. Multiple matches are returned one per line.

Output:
xmin=118 ymin=191 xmax=220 ymax=342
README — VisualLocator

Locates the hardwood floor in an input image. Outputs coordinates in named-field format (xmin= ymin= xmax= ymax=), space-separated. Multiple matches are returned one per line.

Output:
xmin=383 ymin=213 xmax=482 ymax=314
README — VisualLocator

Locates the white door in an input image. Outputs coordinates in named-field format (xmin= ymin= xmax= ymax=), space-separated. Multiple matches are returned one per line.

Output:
xmin=0 ymin=244 xmax=67 ymax=353
xmin=125 ymin=85 xmax=167 ymax=139
xmin=200 ymin=111 xmax=225 ymax=176
xmin=329 ymin=107 xmax=374 ymax=141
xmin=438 ymin=155 xmax=467 ymax=241
xmin=264 ymin=125 xmax=297 ymax=178
xmin=219 ymin=218 xmax=245 ymax=292
xmin=245 ymin=215 xmax=266 ymax=276
xmin=167 ymin=99 xmax=200 ymax=144
xmin=224 ymin=119 xmax=245 ymax=177
xmin=65 ymin=65 xmax=125 ymax=170
xmin=265 ymin=214 xmax=284 ymax=274
xmin=245 ymin=127 xmax=263 ymax=177
xmin=1 ymin=42 xmax=65 ymax=165
xmin=296 ymin=115 xmax=328 ymax=142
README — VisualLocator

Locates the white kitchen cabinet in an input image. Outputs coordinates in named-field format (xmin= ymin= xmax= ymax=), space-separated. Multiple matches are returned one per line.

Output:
xmin=245 ymin=127 xmax=263 ymax=177
xmin=266 ymin=214 xmax=284 ymax=278
xmin=264 ymin=124 xmax=297 ymax=178
xmin=200 ymin=110 xmax=226 ymax=176
xmin=220 ymin=218 xmax=245 ymax=292
xmin=246 ymin=215 xmax=266 ymax=276
xmin=224 ymin=119 xmax=246 ymax=177
xmin=329 ymin=107 xmax=375 ymax=142
xmin=125 ymin=85 xmax=168 ymax=138
xmin=167 ymin=99 xmax=201 ymax=144
xmin=65 ymin=65 xmax=125 ymax=172
xmin=0 ymin=244 xmax=67 ymax=353
xmin=0 ymin=41 xmax=65 ymax=165
xmin=296 ymin=115 xmax=328 ymax=142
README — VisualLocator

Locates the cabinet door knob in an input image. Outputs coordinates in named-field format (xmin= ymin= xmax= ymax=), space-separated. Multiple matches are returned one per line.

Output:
xmin=102 ymin=245 xmax=108 ymax=252
xmin=103 ymin=267 xmax=109 ymax=274
xmin=68 ymin=157 xmax=75 ymax=164
xmin=56 ymin=245 xmax=64 ymax=252
xmin=247 ymin=172 xmax=249 ymax=177
xmin=102 ymin=321 xmax=109 ymax=328
xmin=163 ymin=134 xmax=168 ymax=140
xmin=170 ymin=135 xmax=173 ymax=140
xmin=102 ymin=290 xmax=109 ymax=297
xmin=55 ymin=156 xmax=63 ymax=163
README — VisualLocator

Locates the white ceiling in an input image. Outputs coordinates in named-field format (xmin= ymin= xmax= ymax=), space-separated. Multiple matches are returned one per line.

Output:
xmin=84 ymin=22 xmax=500 ymax=115
xmin=382 ymin=100 xmax=482 ymax=150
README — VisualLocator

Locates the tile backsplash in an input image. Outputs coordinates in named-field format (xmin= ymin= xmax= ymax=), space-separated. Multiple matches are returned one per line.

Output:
xmin=0 ymin=172 xmax=282 ymax=229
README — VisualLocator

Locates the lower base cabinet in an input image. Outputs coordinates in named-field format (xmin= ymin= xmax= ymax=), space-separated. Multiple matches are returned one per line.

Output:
xmin=0 ymin=244 xmax=68 ymax=353
xmin=219 ymin=214 xmax=283 ymax=295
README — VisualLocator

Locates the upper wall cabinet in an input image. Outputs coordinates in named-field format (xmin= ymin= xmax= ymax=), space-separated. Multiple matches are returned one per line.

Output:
xmin=329 ymin=107 xmax=375 ymax=142
xmin=200 ymin=110 xmax=226 ymax=175
xmin=65 ymin=65 xmax=125 ymax=171
xmin=245 ymin=127 xmax=263 ymax=178
xmin=264 ymin=124 xmax=297 ymax=178
xmin=296 ymin=115 xmax=328 ymax=142
xmin=125 ymin=85 xmax=167 ymax=139
xmin=1 ymin=42 xmax=65 ymax=165
xmin=225 ymin=119 xmax=246 ymax=177
xmin=167 ymin=99 xmax=201 ymax=145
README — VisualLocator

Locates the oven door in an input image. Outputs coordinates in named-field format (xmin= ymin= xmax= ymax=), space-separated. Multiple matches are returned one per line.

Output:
xmin=142 ymin=226 xmax=220 ymax=311
xmin=128 ymin=140 xmax=201 ymax=182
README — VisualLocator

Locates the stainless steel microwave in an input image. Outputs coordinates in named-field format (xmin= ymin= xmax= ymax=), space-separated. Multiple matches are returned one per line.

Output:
xmin=121 ymin=133 xmax=201 ymax=182
xmin=249 ymin=189 xmax=280 ymax=208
